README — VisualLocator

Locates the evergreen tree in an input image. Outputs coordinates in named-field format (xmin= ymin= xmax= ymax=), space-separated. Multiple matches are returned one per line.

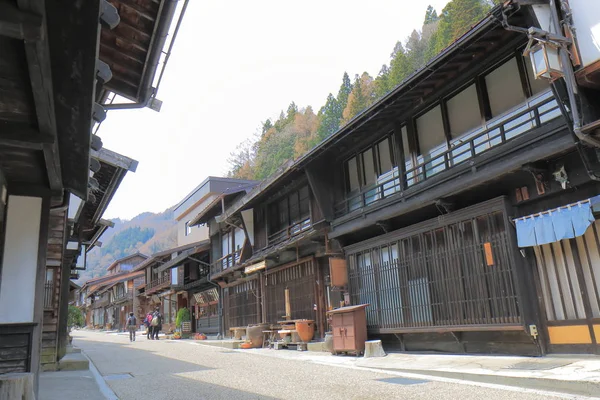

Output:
xmin=336 ymin=72 xmax=353 ymax=114
xmin=432 ymin=0 xmax=491 ymax=55
xmin=342 ymin=73 xmax=374 ymax=124
xmin=374 ymin=64 xmax=390 ymax=98
xmin=316 ymin=93 xmax=340 ymax=141
xmin=261 ymin=119 xmax=273 ymax=135
xmin=424 ymin=5 xmax=439 ymax=25
xmin=388 ymin=42 xmax=410 ymax=89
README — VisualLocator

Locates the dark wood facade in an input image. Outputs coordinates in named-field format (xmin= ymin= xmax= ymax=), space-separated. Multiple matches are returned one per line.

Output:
xmin=196 ymin=3 xmax=600 ymax=355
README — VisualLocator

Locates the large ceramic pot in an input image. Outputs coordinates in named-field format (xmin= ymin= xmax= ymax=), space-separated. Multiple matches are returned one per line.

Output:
xmin=246 ymin=324 xmax=269 ymax=348
xmin=295 ymin=320 xmax=315 ymax=342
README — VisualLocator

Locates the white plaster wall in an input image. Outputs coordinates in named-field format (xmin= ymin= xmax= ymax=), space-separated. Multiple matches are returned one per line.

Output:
xmin=177 ymin=194 xmax=217 ymax=246
xmin=0 ymin=195 xmax=42 ymax=323
xmin=568 ymin=0 xmax=600 ymax=67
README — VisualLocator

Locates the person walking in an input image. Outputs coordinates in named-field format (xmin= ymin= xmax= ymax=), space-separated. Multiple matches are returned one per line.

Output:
xmin=145 ymin=312 xmax=153 ymax=339
xmin=126 ymin=312 xmax=137 ymax=342
xmin=151 ymin=307 xmax=162 ymax=340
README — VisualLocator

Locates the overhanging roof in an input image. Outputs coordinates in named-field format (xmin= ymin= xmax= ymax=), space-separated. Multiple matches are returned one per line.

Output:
xmin=217 ymin=4 xmax=527 ymax=223
xmin=79 ymin=148 xmax=138 ymax=247
xmin=189 ymin=183 xmax=257 ymax=226
xmin=156 ymin=240 xmax=210 ymax=273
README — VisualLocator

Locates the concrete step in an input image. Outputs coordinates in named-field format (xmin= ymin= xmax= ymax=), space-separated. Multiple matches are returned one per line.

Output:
xmin=58 ymin=353 xmax=89 ymax=371
xmin=66 ymin=345 xmax=81 ymax=354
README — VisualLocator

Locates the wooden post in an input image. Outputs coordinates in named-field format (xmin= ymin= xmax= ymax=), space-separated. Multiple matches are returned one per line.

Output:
xmin=285 ymin=288 xmax=291 ymax=321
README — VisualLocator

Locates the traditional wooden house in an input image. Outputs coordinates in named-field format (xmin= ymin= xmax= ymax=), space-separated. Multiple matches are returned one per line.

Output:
xmin=134 ymin=177 xmax=256 ymax=335
xmin=198 ymin=1 xmax=600 ymax=355
xmin=41 ymin=149 xmax=138 ymax=371
xmin=0 ymin=0 xmax=185 ymax=393
xmin=191 ymin=169 xmax=346 ymax=339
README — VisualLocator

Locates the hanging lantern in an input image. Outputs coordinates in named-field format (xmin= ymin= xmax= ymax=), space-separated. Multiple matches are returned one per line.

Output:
xmin=527 ymin=40 xmax=563 ymax=81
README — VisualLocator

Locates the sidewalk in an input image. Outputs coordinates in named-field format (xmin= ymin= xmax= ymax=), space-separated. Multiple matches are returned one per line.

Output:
xmin=39 ymin=350 xmax=117 ymax=400
xmin=194 ymin=339 xmax=600 ymax=397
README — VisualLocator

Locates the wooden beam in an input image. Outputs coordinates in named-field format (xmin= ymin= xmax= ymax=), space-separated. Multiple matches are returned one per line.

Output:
xmin=116 ymin=0 xmax=158 ymax=21
xmin=0 ymin=0 xmax=43 ymax=41
xmin=16 ymin=0 xmax=63 ymax=193
xmin=0 ymin=123 xmax=54 ymax=149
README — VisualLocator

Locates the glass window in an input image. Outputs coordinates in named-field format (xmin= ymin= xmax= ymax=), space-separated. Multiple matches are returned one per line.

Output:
xmin=299 ymin=186 xmax=310 ymax=218
xmin=347 ymin=157 xmax=360 ymax=192
xmin=377 ymin=138 xmax=393 ymax=176
xmin=447 ymin=84 xmax=481 ymax=139
xmin=234 ymin=227 xmax=245 ymax=252
xmin=221 ymin=232 xmax=231 ymax=264
xmin=362 ymin=148 xmax=376 ymax=186
xmin=485 ymin=57 xmax=526 ymax=117
xmin=417 ymin=105 xmax=446 ymax=155
xmin=524 ymin=55 xmax=550 ymax=96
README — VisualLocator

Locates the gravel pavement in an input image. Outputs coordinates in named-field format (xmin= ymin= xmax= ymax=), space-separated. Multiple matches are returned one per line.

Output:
xmin=72 ymin=330 xmax=586 ymax=400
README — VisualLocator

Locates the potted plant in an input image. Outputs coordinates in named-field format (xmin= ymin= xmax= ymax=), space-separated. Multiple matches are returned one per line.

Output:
xmin=67 ymin=305 xmax=84 ymax=345
xmin=175 ymin=307 xmax=191 ymax=339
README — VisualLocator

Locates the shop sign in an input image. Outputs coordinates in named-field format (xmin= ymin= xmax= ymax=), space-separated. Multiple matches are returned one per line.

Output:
xmin=244 ymin=260 xmax=266 ymax=275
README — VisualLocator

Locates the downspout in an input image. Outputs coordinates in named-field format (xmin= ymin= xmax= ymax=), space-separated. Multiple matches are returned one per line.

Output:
xmin=50 ymin=190 xmax=69 ymax=211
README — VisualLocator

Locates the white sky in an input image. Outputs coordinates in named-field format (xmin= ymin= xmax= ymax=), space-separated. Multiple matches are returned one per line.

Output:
xmin=100 ymin=0 xmax=451 ymax=220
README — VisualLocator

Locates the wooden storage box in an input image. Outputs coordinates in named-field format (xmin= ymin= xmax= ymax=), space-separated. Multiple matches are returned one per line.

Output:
xmin=327 ymin=304 xmax=368 ymax=356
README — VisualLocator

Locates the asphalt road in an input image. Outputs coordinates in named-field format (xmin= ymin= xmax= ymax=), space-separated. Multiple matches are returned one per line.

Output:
xmin=73 ymin=330 xmax=576 ymax=400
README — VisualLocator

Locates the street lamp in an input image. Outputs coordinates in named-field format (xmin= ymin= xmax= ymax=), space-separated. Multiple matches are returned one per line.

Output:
xmin=522 ymin=27 xmax=571 ymax=81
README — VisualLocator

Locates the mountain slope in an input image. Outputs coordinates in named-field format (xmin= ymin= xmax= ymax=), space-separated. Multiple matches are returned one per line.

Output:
xmin=77 ymin=208 xmax=178 ymax=283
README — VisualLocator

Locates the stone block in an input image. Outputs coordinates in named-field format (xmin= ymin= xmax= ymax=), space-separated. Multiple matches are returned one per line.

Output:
xmin=58 ymin=353 xmax=89 ymax=371
xmin=364 ymin=340 xmax=386 ymax=358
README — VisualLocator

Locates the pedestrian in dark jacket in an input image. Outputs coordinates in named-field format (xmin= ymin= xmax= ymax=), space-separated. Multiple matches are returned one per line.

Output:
xmin=126 ymin=312 xmax=137 ymax=342
xmin=151 ymin=308 xmax=162 ymax=340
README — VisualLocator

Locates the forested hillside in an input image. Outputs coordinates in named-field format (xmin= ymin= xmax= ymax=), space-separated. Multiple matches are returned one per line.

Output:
xmin=76 ymin=208 xmax=177 ymax=283
xmin=228 ymin=0 xmax=500 ymax=180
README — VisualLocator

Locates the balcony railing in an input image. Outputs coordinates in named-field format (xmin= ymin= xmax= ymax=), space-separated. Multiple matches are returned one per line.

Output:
xmin=335 ymin=90 xmax=562 ymax=217
xmin=214 ymin=248 xmax=242 ymax=274
xmin=113 ymin=291 xmax=133 ymax=304
xmin=44 ymin=282 xmax=54 ymax=310
xmin=267 ymin=217 xmax=312 ymax=246
xmin=147 ymin=275 xmax=171 ymax=292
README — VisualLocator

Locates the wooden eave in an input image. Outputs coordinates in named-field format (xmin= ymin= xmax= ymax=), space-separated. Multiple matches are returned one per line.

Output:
xmin=0 ymin=0 xmax=103 ymax=198
xmin=98 ymin=0 xmax=179 ymax=103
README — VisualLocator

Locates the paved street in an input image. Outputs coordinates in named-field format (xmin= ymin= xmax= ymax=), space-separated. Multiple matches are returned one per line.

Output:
xmin=73 ymin=330 xmax=587 ymax=400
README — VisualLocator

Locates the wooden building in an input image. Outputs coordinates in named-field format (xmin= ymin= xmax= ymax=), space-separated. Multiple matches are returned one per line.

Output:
xmin=0 ymin=0 xmax=185 ymax=394
xmin=133 ymin=177 xmax=257 ymax=335
xmin=41 ymin=149 xmax=138 ymax=371
xmin=190 ymin=171 xmax=345 ymax=339
xmin=196 ymin=1 xmax=600 ymax=355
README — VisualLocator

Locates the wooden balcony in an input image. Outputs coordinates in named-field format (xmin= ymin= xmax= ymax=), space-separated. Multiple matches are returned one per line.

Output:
xmin=112 ymin=291 xmax=133 ymax=304
xmin=335 ymin=91 xmax=562 ymax=218
xmin=267 ymin=217 xmax=312 ymax=246
xmin=146 ymin=275 xmax=171 ymax=294
xmin=211 ymin=248 xmax=242 ymax=277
